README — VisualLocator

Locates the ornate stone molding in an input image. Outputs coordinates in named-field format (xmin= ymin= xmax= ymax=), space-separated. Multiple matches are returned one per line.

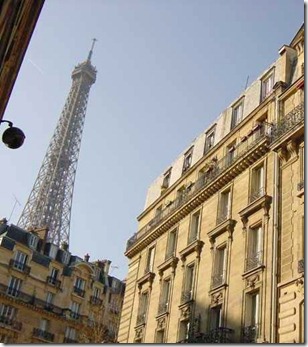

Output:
xmin=179 ymin=239 xmax=204 ymax=265
xmin=157 ymin=256 xmax=179 ymax=279
xmin=134 ymin=325 xmax=145 ymax=341
xmin=179 ymin=302 xmax=192 ymax=321
xmin=245 ymin=273 xmax=260 ymax=289
xmin=239 ymin=195 xmax=272 ymax=222
xmin=207 ymin=219 xmax=236 ymax=243
xmin=211 ymin=291 xmax=224 ymax=306
xmin=137 ymin=272 xmax=155 ymax=292
xmin=156 ymin=315 xmax=167 ymax=330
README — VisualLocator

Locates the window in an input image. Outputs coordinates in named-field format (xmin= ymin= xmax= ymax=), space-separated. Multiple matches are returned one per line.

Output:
xmin=212 ymin=246 xmax=227 ymax=288
xmin=210 ymin=305 xmax=223 ymax=330
xmin=155 ymin=205 xmax=163 ymax=221
xmin=7 ymin=276 xmax=22 ymax=297
xmin=70 ymin=301 xmax=80 ymax=319
xmin=204 ymin=129 xmax=215 ymax=154
xmin=261 ymin=73 xmax=274 ymax=101
xmin=231 ymin=101 xmax=243 ymax=129
xmin=74 ymin=277 xmax=86 ymax=297
xmin=65 ymin=327 xmax=76 ymax=340
xmin=165 ymin=229 xmax=177 ymax=259
xmin=217 ymin=189 xmax=231 ymax=224
xmin=158 ymin=278 xmax=171 ymax=314
xmin=49 ymin=244 xmax=58 ymax=259
xmin=0 ymin=304 xmax=15 ymax=320
xmin=46 ymin=292 xmax=54 ymax=308
xmin=182 ymin=147 xmax=193 ymax=174
xmin=243 ymin=291 xmax=260 ymax=342
xmin=28 ymin=233 xmax=38 ymax=249
xmin=136 ymin=291 xmax=149 ymax=325
xmin=179 ymin=321 xmax=190 ymax=342
xmin=145 ymin=246 xmax=155 ymax=273
xmin=246 ymin=226 xmax=262 ymax=271
xmin=250 ymin=164 xmax=264 ymax=202
xmin=39 ymin=318 xmax=49 ymax=331
xmin=162 ymin=169 xmax=172 ymax=190
xmin=156 ymin=329 xmax=165 ymax=343
xmin=14 ymin=250 xmax=28 ymax=271
xmin=62 ymin=251 xmax=70 ymax=264
xmin=226 ymin=141 xmax=236 ymax=166
xmin=48 ymin=267 xmax=59 ymax=285
xmin=182 ymin=263 xmax=194 ymax=303
xmin=93 ymin=287 xmax=101 ymax=298
xmin=188 ymin=211 xmax=200 ymax=244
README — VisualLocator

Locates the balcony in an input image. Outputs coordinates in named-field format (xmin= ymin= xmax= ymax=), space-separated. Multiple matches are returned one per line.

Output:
xmin=90 ymin=295 xmax=103 ymax=306
xmin=126 ymin=124 xmax=269 ymax=255
xmin=242 ymin=324 xmax=259 ymax=343
xmin=46 ymin=276 xmax=61 ymax=288
xmin=270 ymin=102 xmax=304 ymax=145
xmin=33 ymin=328 xmax=55 ymax=342
xmin=249 ymin=187 xmax=265 ymax=204
xmin=245 ymin=251 xmax=263 ymax=272
xmin=73 ymin=286 xmax=85 ymax=298
xmin=63 ymin=337 xmax=78 ymax=343
xmin=0 ymin=315 xmax=22 ymax=331
xmin=178 ymin=327 xmax=234 ymax=343
xmin=9 ymin=259 xmax=31 ymax=275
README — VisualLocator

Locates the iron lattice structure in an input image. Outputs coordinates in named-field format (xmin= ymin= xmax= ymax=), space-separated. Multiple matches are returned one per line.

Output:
xmin=18 ymin=41 xmax=97 ymax=245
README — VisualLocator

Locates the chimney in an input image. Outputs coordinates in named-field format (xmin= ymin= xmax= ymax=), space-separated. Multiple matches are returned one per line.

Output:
xmin=30 ymin=226 xmax=49 ymax=242
xmin=61 ymin=241 xmax=69 ymax=251
xmin=102 ymin=259 xmax=112 ymax=275
xmin=84 ymin=253 xmax=90 ymax=262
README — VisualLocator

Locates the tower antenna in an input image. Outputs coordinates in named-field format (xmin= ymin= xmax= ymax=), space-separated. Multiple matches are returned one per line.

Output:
xmin=87 ymin=38 xmax=97 ymax=62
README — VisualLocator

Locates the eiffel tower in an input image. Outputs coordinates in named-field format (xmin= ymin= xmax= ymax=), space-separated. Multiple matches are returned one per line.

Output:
xmin=18 ymin=40 xmax=97 ymax=246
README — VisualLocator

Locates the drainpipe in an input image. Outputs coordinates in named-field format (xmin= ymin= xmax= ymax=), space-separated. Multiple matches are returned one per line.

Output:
xmin=270 ymin=96 xmax=280 ymax=343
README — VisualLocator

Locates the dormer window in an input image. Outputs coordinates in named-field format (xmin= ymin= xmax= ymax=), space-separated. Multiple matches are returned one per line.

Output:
xmin=161 ymin=169 xmax=172 ymax=190
xmin=231 ymin=100 xmax=244 ymax=129
xmin=182 ymin=147 xmax=193 ymax=174
xmin=261 ymin=72 xmax=274 ymax=101
xmin=28 ymin=233 xmax=38 ymax=250
xmin=62 ymin=251 xmax=70 ymax=265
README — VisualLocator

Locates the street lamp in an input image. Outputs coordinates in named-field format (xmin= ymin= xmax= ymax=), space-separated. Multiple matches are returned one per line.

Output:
xmin=0 ymin=120 xmax=25 ymax=149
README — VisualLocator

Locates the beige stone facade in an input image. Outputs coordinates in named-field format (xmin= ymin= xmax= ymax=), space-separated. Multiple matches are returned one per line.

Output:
xmin=0 ymin=221 xmax=125 ymax=343
xmin=118 ymin=25 xmax=304 ymax=343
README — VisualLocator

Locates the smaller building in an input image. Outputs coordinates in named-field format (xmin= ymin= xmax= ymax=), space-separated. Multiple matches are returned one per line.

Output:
xmin=0 ymin=219 xmax=125 ymax=343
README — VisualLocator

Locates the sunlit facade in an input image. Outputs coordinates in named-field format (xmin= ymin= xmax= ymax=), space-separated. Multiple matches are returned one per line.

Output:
xmin=118 ymin=25 xmax=304 ymax=343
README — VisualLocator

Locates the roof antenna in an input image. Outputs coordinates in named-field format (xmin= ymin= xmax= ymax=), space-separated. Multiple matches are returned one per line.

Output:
xmin=244 ymin=75 xmax=249 ymax=90
xmin=87 ymin=38 xmax=97 ymax=62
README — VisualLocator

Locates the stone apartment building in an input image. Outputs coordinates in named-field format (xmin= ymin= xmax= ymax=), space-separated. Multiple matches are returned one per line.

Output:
xmin=0 ymin=220 xmax=125 ymax=343
xmin=118 ymin=24 xmax=304 ymax=343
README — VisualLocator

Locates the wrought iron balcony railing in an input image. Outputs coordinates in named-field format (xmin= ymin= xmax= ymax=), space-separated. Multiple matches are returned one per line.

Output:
xmin=270 ymin=102 xmax=304 ymax=143
xmin=249 ymin=187 xmax=265 ymax=204
xmin=90 ymin=295 xmax=103 ymax=305
xmin=73 ymin=286 xmax=85 ymax=297
xmin=46 ymin=276 xmax=61 ymax=288
xmin=33 ymin=328 xmax=55 ymax=342
xmin=298 ymin=259 xmax=304 ymax=273
xmin=298 ymin=180 xmax=304 ymax=191
xmin=70 ymin=311 xmax=80 ymax=320
xmin=0 ymin=315 xmax=22 ymax=331
xmin=245 ymin=251 xmax=263 ymax=272
xmin=63 ymin=337 xmax=78 ymax=343
xmin=178 ymin=327 xmax=234 ymax=343
xmin=126 ymin=124 xmax=269 ymax=252
xmin=7 ymin=287 xmax=20 ymax=297
xmin=157 ymin=301 xmax=169 ymax=315
xmin=136 ymin=312 xmax=146 ymax=326
xmin=242 ymin=324 xmax=260 ymax=343
xmin=181 ymin=290 xmax=193 ymax=304
xmin=211 ymin=271 xmax=226 ymax=289
xmin=9 ymin=259 xmax=31 ymax=275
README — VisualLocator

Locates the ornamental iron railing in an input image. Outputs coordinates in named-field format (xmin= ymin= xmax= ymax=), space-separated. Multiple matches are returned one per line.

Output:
xmin=181 ymin=290 xmax=193 ymax=304
xmin=242 ymin=324 xmax=260 ymax=343
xmin=270 ymin=102 xmax=304 ymax=143
xmin=178 ymin=327 xmax=234 ymax=343
xmin=33 ymin=328 xmax=55 ymax=342
xmin=46 ymin=276 xmax=61 ymax=288
xmin=9 ymin=259 xmax=31 ymax=275
xmin=0 ymin=315 xmax=22 ymax=331
xmin=245 ymin=251 xmax=263 ymax=272
xmin=73 ymin=286 xmax=85 ymax=298
xmin=126 ymin=124 xmax=269 ymax=251
xmin=157 ymin=302 xmax=169 ymax=315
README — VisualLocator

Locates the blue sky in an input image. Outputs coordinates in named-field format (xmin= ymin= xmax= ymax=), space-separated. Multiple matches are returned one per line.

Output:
xmin=1 ymin=0 xmax=303 ymax=279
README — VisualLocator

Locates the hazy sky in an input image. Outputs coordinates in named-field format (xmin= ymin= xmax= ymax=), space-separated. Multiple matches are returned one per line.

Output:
xmin=1 ymin=0 xmax=303 ymax=279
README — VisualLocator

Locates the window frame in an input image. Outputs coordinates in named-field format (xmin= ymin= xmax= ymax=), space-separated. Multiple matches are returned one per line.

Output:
xmin=231 ymin=99 xmax=244 ymax=129
xmin=261 ymin=70 xmax=274 ymax=102
xmin=182 ymin=147 xmax=194 ymax=174
xmin=204 ymin=126 xmax=216 ymax=155
xmin=211 ymin=244 xmax=227 ymax=288
xmin=145 ymin=245 xmax=155 ymax=273
xmin=188 ymin=210 xmax=201 ymax=244
xmin=165 ymin=228 xmax=177 ymax=260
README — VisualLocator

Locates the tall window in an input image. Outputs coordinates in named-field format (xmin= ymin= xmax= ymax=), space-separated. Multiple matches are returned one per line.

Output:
xmin=145 ymin=246 xmax=155 ymax=273
xmin=14 ymin=251 xmax=28 ymax=271
xmin=212 ymin=246 xmax=227 ymax=288
xmin=158 ymin=278 xmax=171 ymax=314
xmin=93 ymin=287 xmax=101 ymax=299
xmin=39 ymin=318 xmax=49 ymax=331
xmin=156 ymin=329 xmax=165 ymax=343
xmin=188 ymin=211 xmax=200 ymax=244
xmin=7 ymin=276 xmax=22 ymax=297
xmin=162 ymin=169 xmax=171 ymax=190
xmin=218 ymin=189 xmax=231 ymax=224
xmin=137 ymin=291 xmax=149 ymax=325
xmin=250 ymin=164 xmax=264 ymax=202
xmin=210 ymin=305 xmax=223 ymax=330
xmin=179 ymin=321 xmax=190 ymax=342
xmin=46 ymin=292 xmax=54 ymax=308
xmin=226 ymin=141 xmax=236 ymax=166
xmin=28 ymin=233 xmax=38 ymax=249
xmin=261 ymin=73 xmax=274 ymax=101
xmin=246 ymin=226 xmax=262 ymax=271
xmin=243 ymin=291 xmax=260 ymax=342
xmin=70 ymin=301 xmax=80 ymax=319
xmin=231 ymin=101 xmax=243 ymax=129
xmin=0 ymin=304 xmax=15 ymax=320
xmin=204 ymin=129 xmax=215 ymax=154
xmin=65 ymin=327 xmax=76 ymax=341
xmin=165 ymin=229 xmax=177 ymax=260
xmin=182 ymin=264 xmax=194 ymax=303
xmin=74 ymin=277 xmax=86 ymax=297
xmin=182 ymin=147 xmax=193 ymax=174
